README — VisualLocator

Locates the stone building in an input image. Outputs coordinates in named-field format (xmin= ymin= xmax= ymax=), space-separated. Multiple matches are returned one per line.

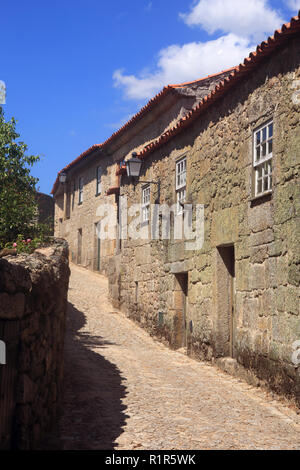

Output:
xmin=51 ymin=69 xmax=235 ymax=272
xmin=35 ymin=192 xmax=55 ymax=234
xmin=52 ymin=13 xmax=300 ymax=404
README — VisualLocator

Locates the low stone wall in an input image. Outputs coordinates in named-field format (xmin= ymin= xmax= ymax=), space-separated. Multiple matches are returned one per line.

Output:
xmin=0 ymin=239 xmax=70 ymax=449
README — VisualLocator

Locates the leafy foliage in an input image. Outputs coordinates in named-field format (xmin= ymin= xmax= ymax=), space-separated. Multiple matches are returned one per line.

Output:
xmin=0 ymin=107 xmax=40 ymax=247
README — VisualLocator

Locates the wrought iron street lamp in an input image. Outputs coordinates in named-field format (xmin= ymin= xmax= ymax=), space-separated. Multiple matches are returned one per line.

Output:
xmin=126 ymin=154 xmax=143 ymax=178
xmin=125 ymin=152 xmax=160 ymax=202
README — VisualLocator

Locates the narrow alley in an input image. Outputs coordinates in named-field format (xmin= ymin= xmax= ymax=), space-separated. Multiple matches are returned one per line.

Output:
xmin=45 ymin=264 xmax=300 ymax=450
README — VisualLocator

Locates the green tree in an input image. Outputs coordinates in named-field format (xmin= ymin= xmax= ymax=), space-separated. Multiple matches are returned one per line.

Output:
xmin=0 ymin=107 xmax=40 ymax=247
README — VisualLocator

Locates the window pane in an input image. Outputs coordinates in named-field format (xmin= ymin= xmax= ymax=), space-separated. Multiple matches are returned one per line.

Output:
xmin=143 ymin=186 xmax=150 ymax=204
xmin=268 ymin=139 xmax=273 ymax=154
xmin=256 ymin=146 xmax=261 ymax=160
xmin=176 ymin=158 xmax=186 ymax=189
xmin=256 ymin=131 xmax=261 ymax=146
xmin=268 ymin=123 xmax=273 ymax=138
xmin=257 ymin=178 xmax=262 ymax=194
xmin=254 ymin=122 xmax=273 ymax=195
xmin=258 ymin=166 xmax=263 ymax=178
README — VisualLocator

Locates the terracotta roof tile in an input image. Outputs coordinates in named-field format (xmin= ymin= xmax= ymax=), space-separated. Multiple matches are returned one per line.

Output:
xmin=51 ymin=69 xmax=236 ymax=194
xmin=52 ymin=12 xmax=299 ymax=194
xmin=51 ymin=144 xmax=103 ymax=194
xmin=138 ymin=12 xmax=300 ymax=160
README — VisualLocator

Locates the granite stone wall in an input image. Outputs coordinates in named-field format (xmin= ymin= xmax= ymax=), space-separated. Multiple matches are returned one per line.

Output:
xmin=0 ymin=239 xmax=70 ymax=449
xmin=54 ymin=153 xmax=117 ymax=274
xmin=114 ymin=38 xmax=300 ymax=405
xmin=54 ymin=71 xmax=234 ymax=277
xmin=35 ymin=192 xmax=55 ymax=233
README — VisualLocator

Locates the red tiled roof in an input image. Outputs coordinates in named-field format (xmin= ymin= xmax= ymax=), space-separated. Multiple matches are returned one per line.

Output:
xmin=138 ymin=12 xmax=300 ymax=161
xmin=51 ymin=69 xmax=236 ymax=194
xmin=100 ymin=67 xmax=237 ymax=151
xmin=168 ymin=67 xmax=239 ymax=87
xmin=51 ymin=144 xmax=103 ymax=194
xmin=52 ymin=12 xmax=299 ymax=194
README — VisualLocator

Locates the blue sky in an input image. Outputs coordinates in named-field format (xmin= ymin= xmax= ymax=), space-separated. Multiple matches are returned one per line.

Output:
xmin=1 ymin=0 xmax=299 ymax=194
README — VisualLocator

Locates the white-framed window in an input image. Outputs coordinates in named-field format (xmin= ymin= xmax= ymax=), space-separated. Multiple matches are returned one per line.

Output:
xmin=176 ymin=157 xmax=186 ymax=213
xmin=72 ymin=181 xmax=75 ymax=210
xmin=253 ymin=120 xmax=273 ymax=197
xmin=142 ymin=184 xmax=150 ymax=223
xmin=96 ymin=166 xmax=102 ymax=195
xmin=78 ymin=177 xmax=83 ymax=204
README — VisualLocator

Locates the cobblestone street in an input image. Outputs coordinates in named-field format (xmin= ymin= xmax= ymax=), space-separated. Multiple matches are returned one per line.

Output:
xmin=48 ymin=264 xmax=300 ymax=450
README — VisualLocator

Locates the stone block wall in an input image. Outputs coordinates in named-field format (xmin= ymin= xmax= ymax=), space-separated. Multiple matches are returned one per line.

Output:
xmin=115 ymin=38 xmax=300 ymax=405
xmin=53 ymin=71 xmax=235 ymax=278
xmin=0 ymin=239 xmax=70 ymax=449
xmin=35 ymin=192 xmax=55 ymax=233
xmin=54 ymin=152 xmax=116 ymax=274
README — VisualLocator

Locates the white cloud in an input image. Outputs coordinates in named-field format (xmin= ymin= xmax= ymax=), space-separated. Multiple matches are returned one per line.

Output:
xmin=285 ymin=0 xmax=300 ymax=11
xmin=113 ymin=0 xmax=286 ymax=101
xmin=113 ymin=34 xmax=254 ymax=100
xmin=180 ymin=0 xmax=284 ymax=40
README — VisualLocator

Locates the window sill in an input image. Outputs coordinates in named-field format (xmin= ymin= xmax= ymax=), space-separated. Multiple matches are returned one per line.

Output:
xmin=250 ymin=190 xmax=272 ymax=206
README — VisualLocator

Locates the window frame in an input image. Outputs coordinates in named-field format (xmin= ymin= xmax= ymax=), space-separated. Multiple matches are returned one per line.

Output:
xmin=78 ymin=176 xmax=84 ymax=204
xmin=96 ymin=166 xmax=102 ymax=196
xmin=72 ymin=181 xmax=76 ymax=210
xmin=252 ymin=120 xmax=273 ymax=198
xmin=141 ymin=184 xmax=151 ymax=223
xmin=176 ymin=156 xmax=187 ymax=214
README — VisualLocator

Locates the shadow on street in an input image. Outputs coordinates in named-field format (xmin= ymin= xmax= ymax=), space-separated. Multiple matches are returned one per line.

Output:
xmin=39 ymin=301 xmax=129 ymax=450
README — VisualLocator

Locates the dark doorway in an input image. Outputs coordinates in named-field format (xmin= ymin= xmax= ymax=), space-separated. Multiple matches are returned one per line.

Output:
xmin=95 ymin=222 xmax=101 ymax=271
xmin=77 ymin=229 xmax=82 ymax=265
xmin=174 ymin=273 xmax=188 ymax=348
xmin=216 ymin=245 xmax=235 ymax=358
